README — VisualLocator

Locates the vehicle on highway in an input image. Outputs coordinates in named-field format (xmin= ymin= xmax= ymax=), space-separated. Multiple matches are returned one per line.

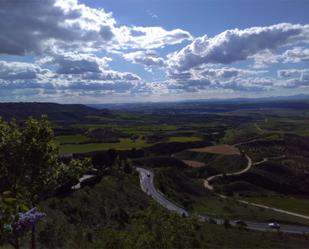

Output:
xmin=268 ymin=222 xmax=280 ymax=229
xmin=147 ymin=173 xmax=150 ymax=177
xmin=234 ymin=220 xmax=247 ymax=227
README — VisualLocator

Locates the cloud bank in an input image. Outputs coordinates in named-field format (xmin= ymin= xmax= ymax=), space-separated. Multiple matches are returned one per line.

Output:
xmin=0 ymin=0 xmax=309 ymax=102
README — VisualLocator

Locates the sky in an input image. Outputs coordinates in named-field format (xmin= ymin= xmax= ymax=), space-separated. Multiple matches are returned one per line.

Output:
xmin=0 ymin=0 xmax=309 ymax=103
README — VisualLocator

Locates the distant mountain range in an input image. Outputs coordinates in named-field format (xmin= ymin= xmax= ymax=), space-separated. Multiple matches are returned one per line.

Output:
xmin=1 ymin=94 xmax=309 ymax=121
xmin=88 ymin=94 xmax=309 ymax=110
xmin=0 ymin=102 xmax=109 ymax=123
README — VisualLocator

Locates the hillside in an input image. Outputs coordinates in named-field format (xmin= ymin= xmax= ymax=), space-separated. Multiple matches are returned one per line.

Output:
xmin=0 ymin=102 xmax=110 ymax=123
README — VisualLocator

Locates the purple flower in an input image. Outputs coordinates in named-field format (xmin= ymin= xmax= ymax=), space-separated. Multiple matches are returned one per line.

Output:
xmin=14 ymin=208 xmax=46 ymax=235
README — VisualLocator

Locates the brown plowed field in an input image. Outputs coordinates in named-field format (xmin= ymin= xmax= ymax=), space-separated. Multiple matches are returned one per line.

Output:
xmin=190 ymin=144 xmax=240 ymax=155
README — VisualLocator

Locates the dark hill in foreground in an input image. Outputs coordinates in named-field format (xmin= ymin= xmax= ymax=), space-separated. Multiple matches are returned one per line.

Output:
xmin=0 ymin=102 xmax=110 ymax=123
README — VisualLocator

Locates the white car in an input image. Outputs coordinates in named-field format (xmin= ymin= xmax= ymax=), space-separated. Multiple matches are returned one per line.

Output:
xmin=268 ymin=222 xmax=280 ymax=229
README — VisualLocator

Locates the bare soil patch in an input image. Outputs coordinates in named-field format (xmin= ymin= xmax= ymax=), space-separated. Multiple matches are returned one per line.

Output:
xmin=190 ymin=144 xmax=240 ymax=155
xmin=182 ymin=160 xmax=206 ymax=168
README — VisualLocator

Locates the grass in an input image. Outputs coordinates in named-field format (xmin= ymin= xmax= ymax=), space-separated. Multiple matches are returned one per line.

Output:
xmin=198 ymin=222 xmax=309 ymax=249
xmin=59 ymin=138 xmax=151 ymax=154
xmin=168 ymin=136 xmax=202 ymax=142
xmin=152 ymin=164 xmax=309 ymax=226
xmin=56 ymin=134 xmax=89 ymax=144
xmin=243 ymin=196 xmax=309 ymax=216
xmin=259 ymin=118 xmax=309 ymax=136
xmin=192 ymin=196 xmax=309 ymax=225
xmin=222 ymin=123 xmax=264 ymax=144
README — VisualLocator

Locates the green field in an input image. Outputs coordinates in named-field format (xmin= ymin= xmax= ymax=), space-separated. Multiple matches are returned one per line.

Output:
xmin=72 ymin=123 xmax=179 ymax=134
xmin=193 ymin=196 xmax=309 ymax=225
xmin=244 ymin=196 xmax=309 ymax=216
xmin=258 ymin=118 xmax=309 ymax=136
xmin=59 ymin=138 xmax=151 ymax=154
xmin=56 ymin=134 xmax=89 ymax=144
xmin=168 ymin=136 xmax=202 ymax=142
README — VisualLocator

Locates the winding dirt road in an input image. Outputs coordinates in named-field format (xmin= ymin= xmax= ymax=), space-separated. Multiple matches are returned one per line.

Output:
xmin=203 ymin=153 xmax=309 ymax=220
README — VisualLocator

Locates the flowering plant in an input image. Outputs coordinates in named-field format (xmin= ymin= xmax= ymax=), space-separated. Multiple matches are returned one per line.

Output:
xmin=14 ymin=208 xmax=46 ymax=235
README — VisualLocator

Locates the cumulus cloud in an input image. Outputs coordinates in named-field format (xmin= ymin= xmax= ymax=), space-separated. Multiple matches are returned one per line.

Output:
xmin=162 ymin=65 xmax=271 ymax=92
xmin=1 ymin=0 xmax=309 ymax=101
xmin=79 ymin=71 xmax=141 ymax=82
xmin=0 ymin=61 xmax=50 ymax=81
xmin=192 ymin=67 xmax=267 ymax=79
xmin=38 ymin=53 xmax=112 ymax=74
xmin=0 ymin=0 xmax=192 ymax=56
xmin=123 ymin=50 xmax=165 ymax=68
xmin=147 ymin=76 xmax=274 ymax=94
xmin=0 ymin=59 xmax=141 ymax=96
xmin=167 ymin=23 xmax=309 ymax=73
xmin=276 ymin=69 xmax=309 ymax=88
xmin=0 ymin=0 xmax=116 ymax=55
xmin=251 ymin=50 xmax=279 ymax=68
xmin=120 ymin=26 xmax=192 ymax=50
xmin=277 ymin=69 xmax=309 ymax=79
xmin=281 ymin=47 xmax=309 ymax=63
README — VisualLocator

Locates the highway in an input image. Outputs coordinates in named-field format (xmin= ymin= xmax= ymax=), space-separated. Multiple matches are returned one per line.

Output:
xmin=136 ymin=167 xmax=309 ymax=235
xmin=137 ymin=167 xmax=188 ymax=217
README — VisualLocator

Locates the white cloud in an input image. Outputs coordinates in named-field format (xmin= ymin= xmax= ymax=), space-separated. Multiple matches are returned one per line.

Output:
xmin=122 ymin=26 xmax=192 ymax=50
xmin=0 ymin=61 xmax=50 ymax=81
xmin=147 ymin=10 xmax=158 ymax=19
xmin=251 ymin=50 xmax=279 ymax=68
xmin=167 ymin=23 xmax=309 ymax=73
xmin=281 ymin=47 xmax=309 ymax=63
xmin=0 ymin=59 xmax=141 ymax=95
xmin=0 ymin=0 xmax=192 ymax=56
xmin=0 ymin=1 xmax=309 ymax=101
xmin=38 ymin=53 xmax=112 ymax=74
xmin=123 ymin=50 xmax=165 ymax=69
xmin=0 ymin=0 xmax=116 ymax=55
xmin=277 ymin=69 xmax=309 ymax=79
xmin=161 ymin=65 xmax=271 ymax=92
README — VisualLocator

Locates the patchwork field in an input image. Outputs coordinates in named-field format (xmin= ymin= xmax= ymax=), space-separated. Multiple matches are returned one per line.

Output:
xmin=59 ymin=138 xmax=151 ymax=154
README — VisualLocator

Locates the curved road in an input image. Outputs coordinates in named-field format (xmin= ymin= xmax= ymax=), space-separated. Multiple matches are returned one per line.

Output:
xmin=203 ymin=153 xmax=309 ymax=220
xmin=136 ymin=167 xmax=309 ymax=235
xmin=204 ymin=154 xmax=252 ymax=191
xmin=137 ymin=167 xmax=188 ymax=217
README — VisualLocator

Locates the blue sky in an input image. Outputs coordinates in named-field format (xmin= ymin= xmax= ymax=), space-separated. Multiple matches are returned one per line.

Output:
xmin=0 ymin=0 xmax=309 ymax=103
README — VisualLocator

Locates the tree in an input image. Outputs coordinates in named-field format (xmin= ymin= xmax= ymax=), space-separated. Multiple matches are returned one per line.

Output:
xmin=224 ymin=218 xmax=231 ymax=229
xmin=0 ymin=116 xmax=91 ymax=249
xmin=123 ymin=159 xmax=133 ymax=174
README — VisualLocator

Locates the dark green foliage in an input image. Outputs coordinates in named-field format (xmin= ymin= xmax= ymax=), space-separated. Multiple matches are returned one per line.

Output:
xmin=86 ymin=127 xmax=128 ymax=143
xmin=36 ymin=173 xmax=309 ymax=249
xmin=214 ymin=181 xmax=270 ymax=197
xmin=155 ymin=167 xmax=213 ymax=210
xmin=133 ymin=156 xmax=187 ymax=170
xmin=0 ymin=117 xmax=91 ymax=248
xmin=146 ymin=141 xmax=211 ymax=156
xmin=224 ymin=218 xmax=232 ymax=229
xmin=89 ymin=149 xmax=118 ymax=169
